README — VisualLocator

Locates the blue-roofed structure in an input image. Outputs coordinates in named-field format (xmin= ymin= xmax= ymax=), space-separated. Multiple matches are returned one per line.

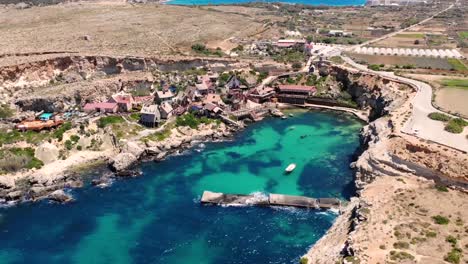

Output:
xmin=39 ymin=113 xmax=53 ymax=121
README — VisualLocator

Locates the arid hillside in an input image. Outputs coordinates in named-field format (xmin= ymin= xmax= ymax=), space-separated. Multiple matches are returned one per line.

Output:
xmin=0 ymin=2 xmax=282 ymax=66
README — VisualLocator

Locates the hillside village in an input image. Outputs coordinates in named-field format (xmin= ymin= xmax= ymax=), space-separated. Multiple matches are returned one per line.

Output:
xmin=0 ymin=1 xmax=467 ymax=263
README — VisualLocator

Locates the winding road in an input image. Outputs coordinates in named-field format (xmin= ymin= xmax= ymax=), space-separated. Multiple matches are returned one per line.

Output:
xmin=342 ymin=56 xmax=468 ymax=152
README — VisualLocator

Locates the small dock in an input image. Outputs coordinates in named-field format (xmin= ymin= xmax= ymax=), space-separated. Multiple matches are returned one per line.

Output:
xmin=200 ymin=191 xmax=341 ymax=209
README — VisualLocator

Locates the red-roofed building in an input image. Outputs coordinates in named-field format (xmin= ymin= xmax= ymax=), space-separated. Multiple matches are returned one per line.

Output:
xmin=248 ymin=87 xmax=276 ymax=103
xmin=109 ymin=92 xmax=134 ymax=112
xmin=83 ymin=102 xmax=118 ymax=113
xmin=275 ymin=85 xmax=316 ymax=104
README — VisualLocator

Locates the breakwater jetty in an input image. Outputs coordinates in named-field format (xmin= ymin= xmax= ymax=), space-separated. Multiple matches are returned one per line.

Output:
xmin=200 ymin=191 xmax=341 ymax=209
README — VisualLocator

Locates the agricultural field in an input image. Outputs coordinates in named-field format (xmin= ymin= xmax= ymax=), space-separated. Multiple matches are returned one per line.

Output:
xmin=347 ymin=53 xmax=456 ymax=70
xmin=405 ymin=74 xmax=468 ymax=117
xmin=374 ymin=31 xmax=456 ymax=49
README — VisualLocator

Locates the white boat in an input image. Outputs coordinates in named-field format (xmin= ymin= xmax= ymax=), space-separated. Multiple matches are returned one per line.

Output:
xmin=289 ymin=113 xmax=294 ymax=117
xmin=285 ymin=163 xmax=296 ymax=173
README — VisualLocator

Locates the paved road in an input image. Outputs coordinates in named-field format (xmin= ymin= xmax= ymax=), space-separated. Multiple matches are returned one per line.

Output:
xmin=342 ymin=56 xmax=468 ymax=152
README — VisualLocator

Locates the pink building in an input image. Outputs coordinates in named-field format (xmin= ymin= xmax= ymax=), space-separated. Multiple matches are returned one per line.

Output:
xmin=83 ymin=102 xmax=118 ymax=113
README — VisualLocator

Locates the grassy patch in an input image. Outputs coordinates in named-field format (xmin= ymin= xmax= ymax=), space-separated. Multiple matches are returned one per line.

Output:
xmin=389 ymin=251 xmax=415 ymax=261
xmin=129 ymin=113 xmax=141 ymax=121
xmin=458 ymin=31 xmax=468 ymax=39
xmin=395 ymin=33 xmax=425 ymax=38
xmin=299 ymin=257 xmax=308 ymax=264
xmin=425 ymin=231 xmax=437 ymax=238
xmin=445 ymin=118 xmax=468 ymax=134
xmin=52 ymin=122 xmax=72 ymax=141
xmin=428 ymin=112 xmax=452 ymax=122
xmin=0 ymin=130 xmax=50 ymax=146
xmin=432 ymin=215 xmax=450 ymax=225
xmin=329 ymin=56 xmax=344 ymax=64
xmin=144 ymin=129 xmax=172 ymax=142
xmin=435 ymin=185 xmax=449 ymax=192
xmin=441 ymin=79 xmax=468 ymax=90
xmin=98 ymin=116 xmax=125 ymax=128
xmin=0 ymin=104 xmax=14 ymax=119
xmin=447 ymin=59 xmax=468 ymax=71
xmin=175 ymin=113 xmax=217 ymax=129
xmin=0 ymin=147 xmax=44 ymax=174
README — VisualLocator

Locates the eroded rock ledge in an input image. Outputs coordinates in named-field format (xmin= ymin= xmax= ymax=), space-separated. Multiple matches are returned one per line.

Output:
xmin=303 ymin=66 xmax=468 ymax=264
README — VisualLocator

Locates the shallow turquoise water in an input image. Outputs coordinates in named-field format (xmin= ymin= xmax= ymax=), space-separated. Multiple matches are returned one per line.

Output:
xmin=0 ymin=111 xmax=362 ymax=264
xmin=167 ymin=0 xmax=365 ymax=6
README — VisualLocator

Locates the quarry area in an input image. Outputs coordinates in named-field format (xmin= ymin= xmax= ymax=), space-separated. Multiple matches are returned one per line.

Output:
xmin=0 ymin=0 xmax=467 ymax=263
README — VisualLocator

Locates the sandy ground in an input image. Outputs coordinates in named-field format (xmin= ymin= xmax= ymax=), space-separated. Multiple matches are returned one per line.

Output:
xmin=435 ymin=88 xmax=468 ymax=117
xmin=352 ymin=175 xmax=468 ymax=264
xmin=405 ymin=73 xmax=468 ymax=117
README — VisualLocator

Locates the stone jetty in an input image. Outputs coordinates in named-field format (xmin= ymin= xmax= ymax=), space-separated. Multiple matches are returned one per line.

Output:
xmin=200 ymin=191 xmax=341 ymax=209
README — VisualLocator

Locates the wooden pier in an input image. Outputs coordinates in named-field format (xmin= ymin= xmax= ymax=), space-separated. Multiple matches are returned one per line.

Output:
xmin=200 ymin=191 xmax=341 ymax=209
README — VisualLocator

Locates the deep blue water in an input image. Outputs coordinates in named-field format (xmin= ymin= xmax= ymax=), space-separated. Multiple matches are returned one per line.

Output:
xmin=167 ymin=0 xmax=365 ymax=6
xmin=0 ymin=111 xmax=362 ymax=264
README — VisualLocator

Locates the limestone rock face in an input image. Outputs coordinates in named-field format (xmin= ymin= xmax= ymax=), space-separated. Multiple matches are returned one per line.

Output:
xmin=121 ymin=141 xmax=144 ymax=158
xmin=110 ymin=153 xmax=137 ymax=172
xmin=35 ymin=142 xmax=60 ymax=164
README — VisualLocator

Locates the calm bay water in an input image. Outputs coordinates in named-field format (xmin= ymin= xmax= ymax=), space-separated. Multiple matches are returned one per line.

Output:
xmin=0 ymin=111 xmax=362 ymax=264
xmin=167 ymin=0 xmax=365 ymax=6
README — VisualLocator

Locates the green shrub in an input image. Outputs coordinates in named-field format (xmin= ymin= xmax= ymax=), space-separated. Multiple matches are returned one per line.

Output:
xmin=432 ymin=215 xmax=450 ymax=225
xmin=65 ymin=140 xmax=73 ymax=150
xmin=425 ymin=231 xmax=437 ymax=238
xmin=299 ymin=257 xmax=308 ymax=264
xmin=446 ymin=235 xmax=458 ymax=246
xmin=445 ymin=248 xmax=462 ymax=264
xmin=393 ymin=241 xmax=410 ymax=249
xmin=70 ymin=135 xmax=80 ymax=143
xmin=444 ymin=118 xmax=467 ymax=134
xmin=53 ymin=122 xmax=72 ymax=141
xmin=292 ymin=62 xmax=303 ymax=70
xmin=0 ymin=104 xmax=14 ymax=119
xmin=76 ymin=145 xmax=82 ymax=151
xmin=0 ymin=147 xmax=43 ymax=173
xmin=389 ymin=250 xmax=415 ymax=261
xmin=129 ymin=113 xmax=141 ymax=121
xmin=98 ymin=116 xmax=124 ymax=128
xmin=368 ymin=64 xmax=381 ymax=71
xmin=436 ymin=185 xmax=449 ymax=192
xmin=428 ymin=112 xmax=451 ymax=122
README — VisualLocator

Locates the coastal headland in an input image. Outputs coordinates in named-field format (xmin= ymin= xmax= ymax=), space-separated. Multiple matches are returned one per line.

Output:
xmin=0 ymin=1 xmax=467 ymax=263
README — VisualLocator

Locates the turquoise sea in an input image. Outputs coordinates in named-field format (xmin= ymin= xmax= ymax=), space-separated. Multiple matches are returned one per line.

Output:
xmin=0 ymin=111 xmax=362 ymax=264
xmin=167 ymin=0 xmax=366 ymax=6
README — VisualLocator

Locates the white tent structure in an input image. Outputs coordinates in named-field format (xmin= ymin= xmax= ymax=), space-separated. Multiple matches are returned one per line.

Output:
xmin=445 ymin=49 xmax=455 ymax=58
xmin=438 ymin=50 xmax=448 ymax=58
xmin=452 ymin=50 xmax=463 ymax=59
xmin=398 ymin=48 xmax=406 ymax=56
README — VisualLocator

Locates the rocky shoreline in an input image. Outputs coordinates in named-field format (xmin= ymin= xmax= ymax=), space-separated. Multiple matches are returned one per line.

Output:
xmin=0 ymin=121 xmax=238 ymax=205
xmin=302 ymin=67 xmax=468 ymax=263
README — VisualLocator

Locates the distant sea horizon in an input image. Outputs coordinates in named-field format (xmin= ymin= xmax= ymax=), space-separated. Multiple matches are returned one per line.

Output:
xmin=166 ymin=0 xmax=366 ymax=6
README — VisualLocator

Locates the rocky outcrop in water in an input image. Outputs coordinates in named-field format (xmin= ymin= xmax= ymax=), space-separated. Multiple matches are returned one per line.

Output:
xmin=110 ymin=152 xmax=138 ymax=175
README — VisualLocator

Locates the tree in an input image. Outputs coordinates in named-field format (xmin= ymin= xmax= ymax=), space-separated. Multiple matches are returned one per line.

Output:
xmin=414 ymin=39 xmax=420 ymax=45
xmin=292 ymin=62 xmax=302 ymax=71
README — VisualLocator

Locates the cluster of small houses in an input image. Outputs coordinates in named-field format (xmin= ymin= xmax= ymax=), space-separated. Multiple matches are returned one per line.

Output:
xmin=81 ymin=72 xmax=318 ymax=128
xmin=14 ymin=71 xmax=318 ymax=132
